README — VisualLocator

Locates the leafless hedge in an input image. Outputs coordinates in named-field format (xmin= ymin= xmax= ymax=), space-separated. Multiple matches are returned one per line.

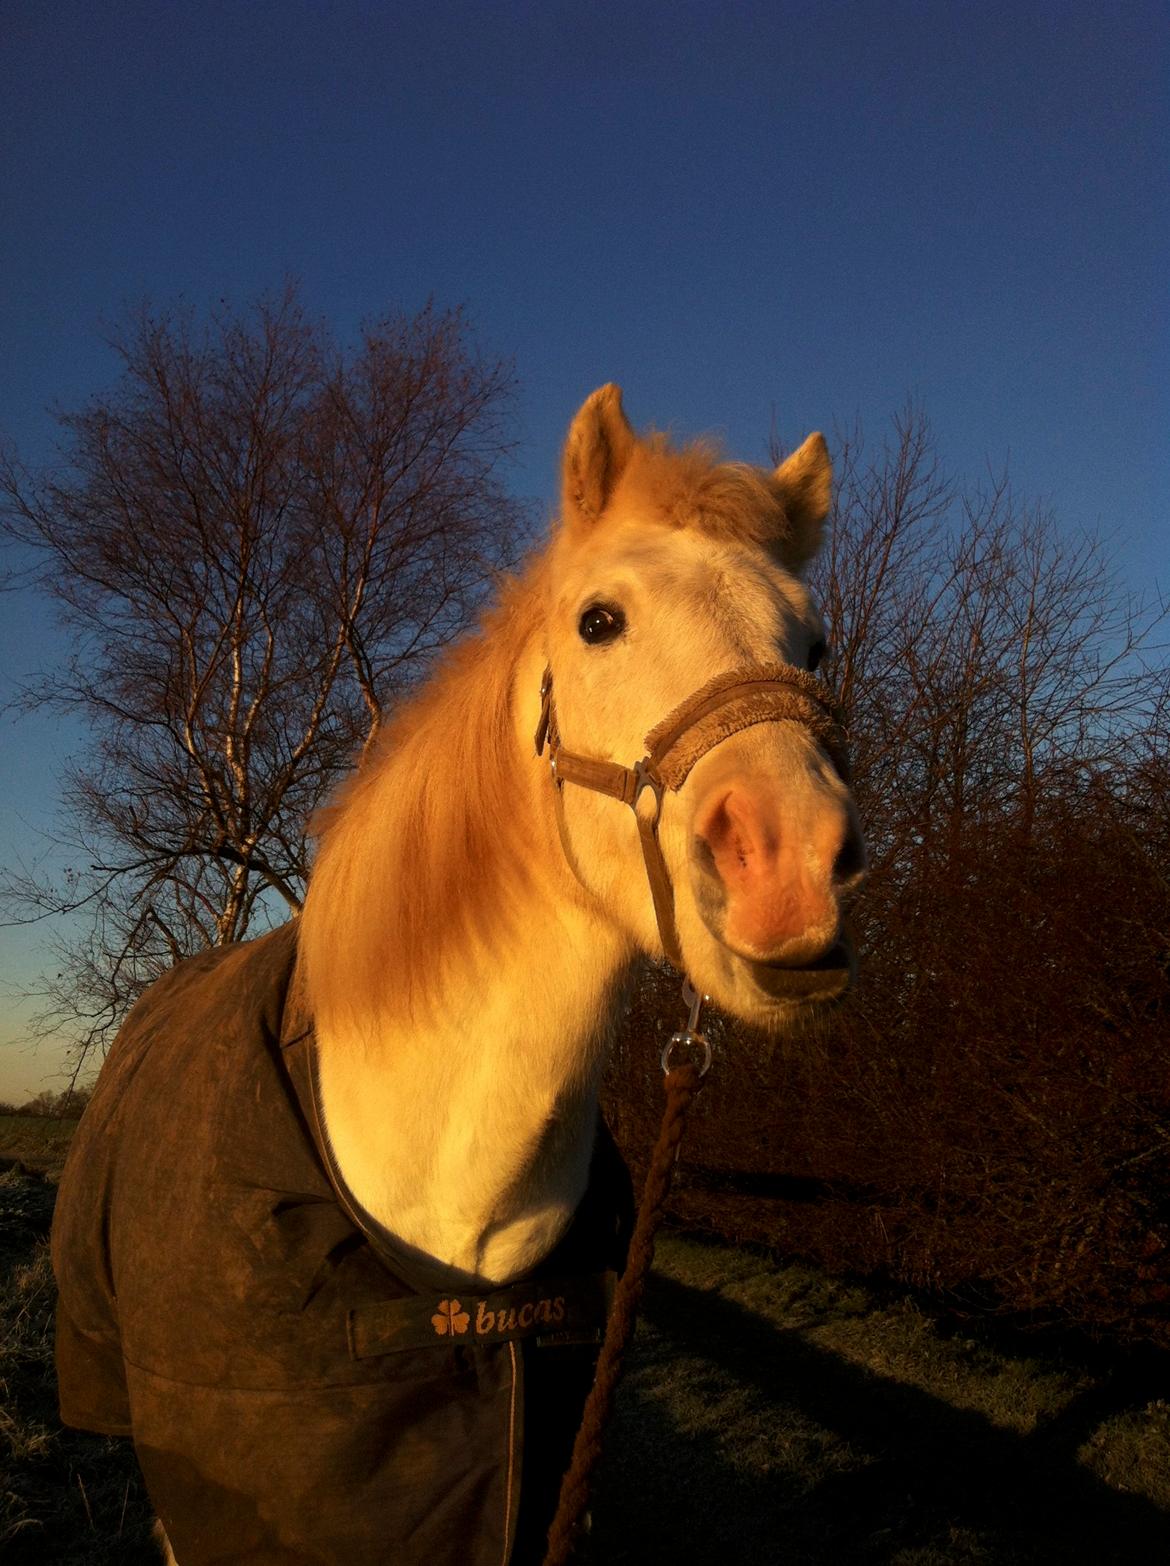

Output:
xmin=606 ymin=409 xmax=1169 ymax=1344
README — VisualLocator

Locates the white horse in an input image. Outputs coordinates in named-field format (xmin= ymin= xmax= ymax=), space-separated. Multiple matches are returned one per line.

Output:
xmin=53 ymin=385 xmax=864 ymax=1565
xmin=302 ymin=383 xmax=862 ymax=1284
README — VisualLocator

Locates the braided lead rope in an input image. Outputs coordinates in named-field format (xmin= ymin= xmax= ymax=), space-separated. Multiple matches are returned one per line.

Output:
xmin=542 ymin=1019 xmax=708 ymax=1566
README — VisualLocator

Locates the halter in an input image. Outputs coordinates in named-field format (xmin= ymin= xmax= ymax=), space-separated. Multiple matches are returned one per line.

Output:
xmin=533 ymin=660 xmax=850 ymax=974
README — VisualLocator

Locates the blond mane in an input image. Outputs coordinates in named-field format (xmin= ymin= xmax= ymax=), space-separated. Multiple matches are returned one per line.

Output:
xmin=299 ymin=561 xmax=553 ymax=1040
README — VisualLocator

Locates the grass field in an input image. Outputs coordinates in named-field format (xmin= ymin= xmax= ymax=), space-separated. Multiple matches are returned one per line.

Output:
xmin=584 ymin=1235 xmax=1170 ymax=1563
xmin=1 ymin=1150 xmax=1168 ymax=1561
xmin=0 ymin=1114 xmax=78 ymax=1178
xmin=0 ymin=1166 xmax=157 ymax=1562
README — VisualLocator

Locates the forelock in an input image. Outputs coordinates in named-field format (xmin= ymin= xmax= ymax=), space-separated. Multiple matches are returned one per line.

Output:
xmin=613 ymin=436 xmax=783 ymax=546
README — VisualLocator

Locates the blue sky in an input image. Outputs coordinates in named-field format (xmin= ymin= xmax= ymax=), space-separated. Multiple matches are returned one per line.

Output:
xmin=1 ymin=0 xmax=1166 ymax=1098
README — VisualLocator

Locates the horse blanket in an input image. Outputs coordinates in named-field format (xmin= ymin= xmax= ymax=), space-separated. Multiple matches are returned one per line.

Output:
xmin=51 ymin=922 xmax=632 ymax=1565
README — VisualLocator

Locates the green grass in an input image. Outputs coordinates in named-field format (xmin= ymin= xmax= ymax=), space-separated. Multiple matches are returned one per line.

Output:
xmin=583 ymin=1233 xmax=1170 ymax=1564
xmin=2 ymin=1172 xmax=1167 ymax=1563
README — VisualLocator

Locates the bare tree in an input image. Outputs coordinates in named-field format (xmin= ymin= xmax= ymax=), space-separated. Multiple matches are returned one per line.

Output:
xmin=1 ymin=287 xmax=525 ymax=1061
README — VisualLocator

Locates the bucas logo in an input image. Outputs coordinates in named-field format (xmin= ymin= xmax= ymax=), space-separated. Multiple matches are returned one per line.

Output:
xmin=347 ymin=1275 xmax=606 ymax=1359
xmin=430 ymin=1295 xmax=567 ymax=1340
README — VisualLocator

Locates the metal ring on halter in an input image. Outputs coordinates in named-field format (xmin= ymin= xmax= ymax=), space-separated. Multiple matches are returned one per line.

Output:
xmin=631 ymin=759 xmax=665 ymax=822
xmin=660 ymin=1030 xmax=713 ymax=1077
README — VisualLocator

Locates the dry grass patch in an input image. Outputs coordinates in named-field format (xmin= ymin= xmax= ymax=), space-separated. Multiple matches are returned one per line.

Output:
xmin=0 ymin=1115 xmax=77 ymax=1178
xmin=0 ymin=1168 xmax=155 ymax=1563
xmin=1079 ymin=1401 xmax=1170 ymax=1510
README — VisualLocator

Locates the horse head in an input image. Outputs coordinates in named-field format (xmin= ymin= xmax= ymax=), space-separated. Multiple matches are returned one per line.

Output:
xmin=540 ymin=384 xmax=866 ymax=1029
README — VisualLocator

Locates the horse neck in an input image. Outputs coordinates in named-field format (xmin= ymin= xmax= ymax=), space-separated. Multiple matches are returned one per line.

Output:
xmin=313 ymin=638 xmax=634 ymax=1287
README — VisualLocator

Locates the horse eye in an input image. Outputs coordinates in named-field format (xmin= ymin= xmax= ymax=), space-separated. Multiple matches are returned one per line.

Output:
xmin=807 ymin=639 xmax=827 ymax=672
xmin=578 ymin=604 xmax=626 ymax=645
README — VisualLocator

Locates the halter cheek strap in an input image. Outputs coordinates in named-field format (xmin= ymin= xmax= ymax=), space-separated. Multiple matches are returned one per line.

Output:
xmin=534 ymin=662 xmax=850 ymax=970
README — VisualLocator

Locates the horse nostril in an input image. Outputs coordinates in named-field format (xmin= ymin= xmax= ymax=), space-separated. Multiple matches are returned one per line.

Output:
xmin=833 ymin=822 xmax=867 ymax=887
xmin=691 ymin=831 xmax=721 ymax=882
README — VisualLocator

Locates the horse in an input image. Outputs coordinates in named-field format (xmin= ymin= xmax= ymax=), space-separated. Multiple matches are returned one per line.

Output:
xmin=51 ymin=384 xmax=865 ymax=1565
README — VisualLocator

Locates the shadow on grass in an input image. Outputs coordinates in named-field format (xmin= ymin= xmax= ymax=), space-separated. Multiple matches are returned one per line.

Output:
xmin=586 ymin=1265 xmax=1170 ymax=1565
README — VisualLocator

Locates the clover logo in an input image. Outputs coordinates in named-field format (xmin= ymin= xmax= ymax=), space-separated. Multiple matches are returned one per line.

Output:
xmin=431 ymin=1298 xmax=470 ymax=1337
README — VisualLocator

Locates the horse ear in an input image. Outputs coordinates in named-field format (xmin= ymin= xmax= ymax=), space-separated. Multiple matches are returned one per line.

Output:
xmin=773 ymin=433 xmax=832 ymax=569
xmin=561 ymin=384 xmax=636 ymax=533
